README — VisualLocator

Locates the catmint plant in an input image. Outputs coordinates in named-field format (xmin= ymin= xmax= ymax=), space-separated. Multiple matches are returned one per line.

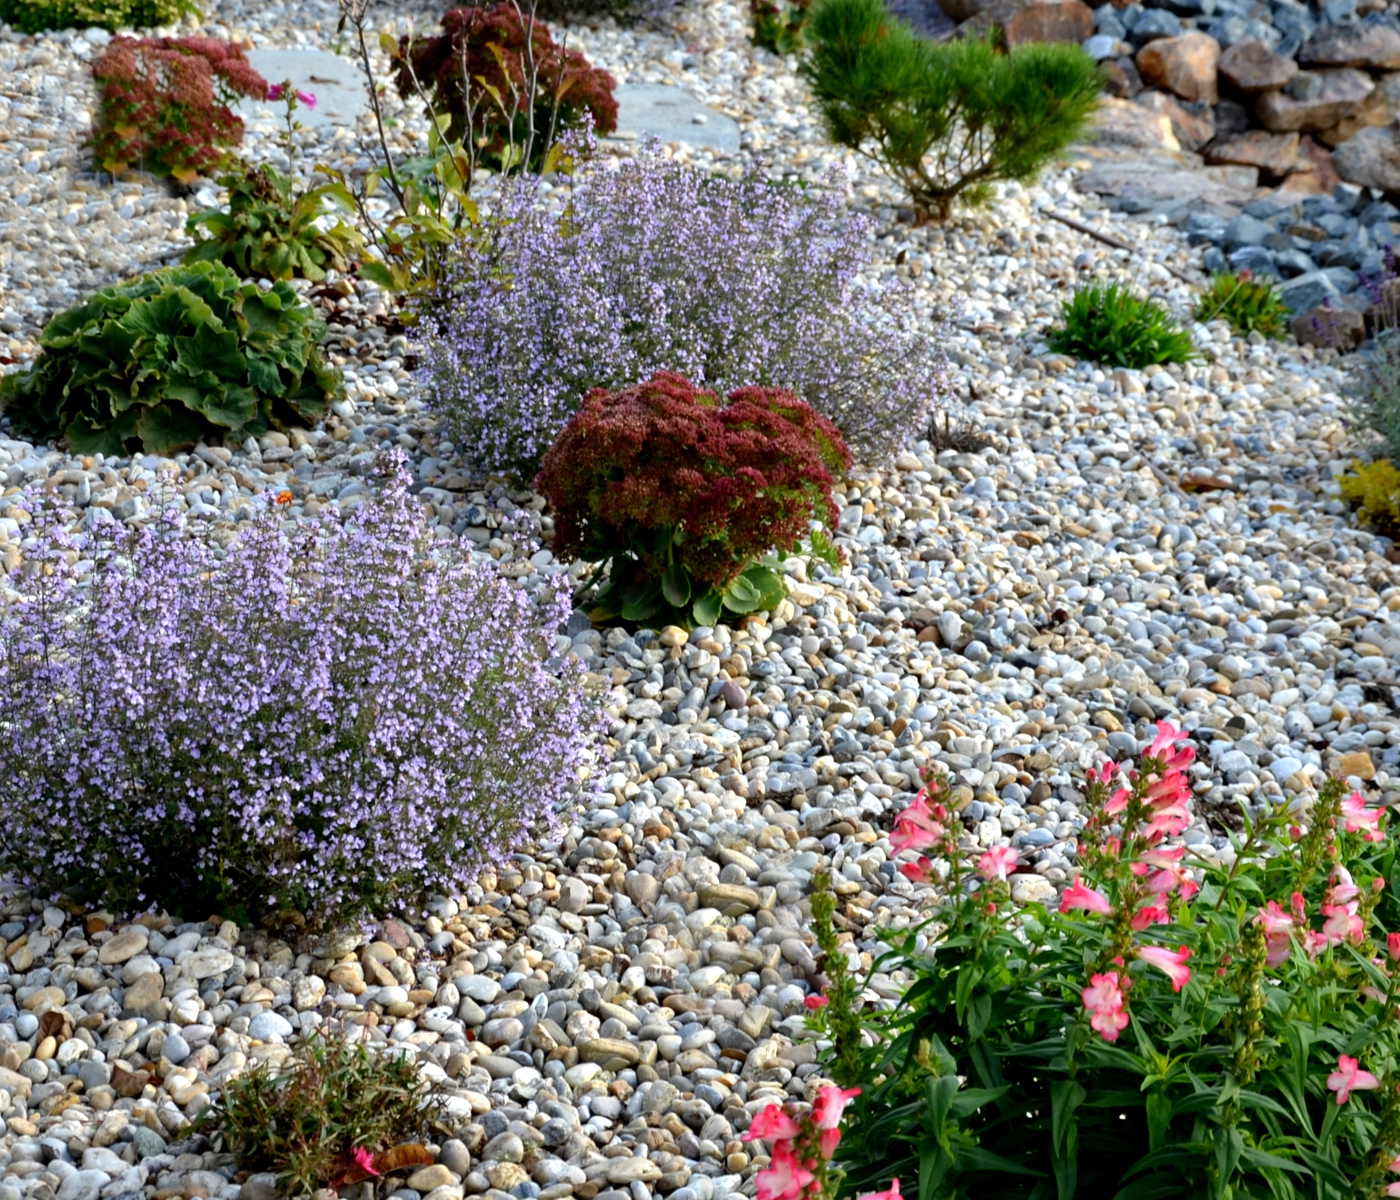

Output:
xmin=0 ymin=455 xmax=597 ymax=928
xmin=807 ymin=726 xmax=1400 ymax=1199
xmin=419 ymin=146 xmax=949 ymax=478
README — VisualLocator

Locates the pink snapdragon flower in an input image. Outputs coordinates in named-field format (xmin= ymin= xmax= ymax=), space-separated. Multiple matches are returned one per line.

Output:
xmin=1145 ymin=721 xmax=1195 ymax=770
xmin=898 ymin=856 xmax=934 ymax=884
xmin=1130 ymin=901 xmax=1169 ymax=930
xmin=1340 ymin=790 xmax=1385 ymax=841
xmin=890 ymin=792 xmax=947 ymax=855
xmin=1082 ymin=971 xmax=1129 ymax=1042
xmin=1138 ymin=944 xmax=1193 ymax=991
xmin=859 ymin=1180 xmax=902 ymax=1200
xmin=1059 ymin=877 xmax=1112 ymax=915
xmin=804 ymin=994 xmax=829 ymax=1011
xmin=1327 ymin=865 xmax=1362 ymax=906
xmin=1321 ymin=904 xmax=1365 ymax=947
xmin=813 ymin=1085 xmax=862 ymax=1130
xmin=756 ymin=1142 xmax=814 ymax=1200
xmin=744 ymin=1106 xmax=802 ymax=1142
xmin=977 ymin=845 xmax=1018 ymax=882
xmin=1327 ymin=1055 xmax=1381 ymax=1105
xmin=267 ymin=81 xmax=316 ymax=108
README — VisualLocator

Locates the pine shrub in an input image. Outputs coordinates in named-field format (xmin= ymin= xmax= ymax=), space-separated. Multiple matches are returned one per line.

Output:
xmin=536 ymin=371 xmax=850 ymax=627
xmin=803 ymin=0 xmax=1101 ymax=220
xmin=0 ymin=457 xmax=597 ymax=927
xmin=421 ymin=149 xmax=948 ymax=479
xmin=92 ymin=36 xmax=268 ymax=182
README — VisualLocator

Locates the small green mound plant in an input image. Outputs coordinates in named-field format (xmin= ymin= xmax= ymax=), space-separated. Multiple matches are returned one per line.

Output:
xmin=536 ymin=371 xmax=850 ymax=629
xmin=752 ymin=0 xmax=813 ymax=54
xmin=0 ymin=0 xmax=195 ymax=33
xmin=1195 ymin=268 xmax=1289 ymax=339
xmin=1348 ymin=329 xmax=1400 ymax=466
xmin=185 ymin=84 xmax=365 ymax=282
xmin=0 ymin=260 xmax=338 ymax=455
xmin=204 ymin=1027 xmax=444 ymax=1196
xmin=1047 ymin=280 xmax=1195 ymax=369
xmin=1339 ymin=458 xmax=1400 ymax=541
xmin=185 ymin=163 xmax=365 ymax=282
xmin=803 ymin=0 xmax=1101 ymax=220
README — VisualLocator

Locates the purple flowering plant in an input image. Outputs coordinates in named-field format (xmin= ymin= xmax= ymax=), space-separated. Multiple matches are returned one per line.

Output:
xmin=0 ymin=454 xmax=598 ymax=928
xmin=419 ymin=146 xmax=949 ymax=479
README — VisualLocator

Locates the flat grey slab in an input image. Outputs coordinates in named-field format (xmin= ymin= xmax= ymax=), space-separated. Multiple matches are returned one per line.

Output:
xmin=607 ymin=83 xmax=741 ymax=154
xmin=238 ymin=48 xmax=369 ymax=132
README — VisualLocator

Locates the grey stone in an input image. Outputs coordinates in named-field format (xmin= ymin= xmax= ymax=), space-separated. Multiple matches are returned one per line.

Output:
xmin=55 ymin=1171 xmax=110 ymax=1200
xmin=248 ymin=1011 xmax=294 ymax=1042
xmin=240 ymin=49 xmax=370 ymax=131
xmin=1279 ymin=270 xmax=1341 ymax=311
xmin=128 ymin=1129 xmax=166 ymax=1161
xmin=1131 ymin=8 xmax=1182 ymax=41
xmin=608 ymin=84 xmax=741 ymax=155
xmin=1224 ymin=212 xmax=1272 ymax=248
xmin=1333 ymin=125 xmax=1400 ymax=195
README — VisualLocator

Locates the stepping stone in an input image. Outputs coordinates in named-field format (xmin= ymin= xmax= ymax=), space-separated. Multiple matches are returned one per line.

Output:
xmin=238 ymin=48 xmax=369 ymax=132
xmin=606 ymin=83 xmax=741 ymax=154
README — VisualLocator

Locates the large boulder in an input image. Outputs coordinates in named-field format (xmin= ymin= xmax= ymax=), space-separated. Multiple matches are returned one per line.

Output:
xmin=1135 ymin=31 xmax=1221 ymax=103
xmin=1290 ymin=306 xmax=1365 ymax=350
xmin=1203 ymin=129 xmax=1308 ymax=177
xmin=960 ymin=0 xmax=1094 ymax=45
xmin=1319 ymin=87 xmax=1393 ymax=148
xmin=1332 ymin=124 xmax=1400 ymax=193
xmin=1299 ymin=23 xmax=1400 ymax=70
xmin=1256 ymin=68 xmax=1374 ymax=132
xmin=1135 ymin=90 xmax=1215 ymax=150
xmin=1218 ymin=39 xmax=1299 ymax=93
xmin=1089 ymin=95 xmax=1182 ymax=151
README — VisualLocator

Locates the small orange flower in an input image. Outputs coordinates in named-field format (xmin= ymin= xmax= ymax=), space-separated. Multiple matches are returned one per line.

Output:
xmin=275 ymin=490 xmax=294 ymax=505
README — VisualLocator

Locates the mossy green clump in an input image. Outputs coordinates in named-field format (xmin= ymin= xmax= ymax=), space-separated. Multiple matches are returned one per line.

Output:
xmin=1047 ymin=281 xmax=1196 ymax=369
xmin=1339 ymin=459 xmax=1400 ymax=540
xmin=1194 ymin=270 xmax=1289 ymax=339
xmin=0 ymin=0 xmax=196 ymax=33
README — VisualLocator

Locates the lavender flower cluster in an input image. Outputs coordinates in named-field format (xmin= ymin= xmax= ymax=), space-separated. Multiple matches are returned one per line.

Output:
xmin=0 ymin=456 xmax=597 ymax=928
xmin=420 ymin=148 xmax=950 ymax=479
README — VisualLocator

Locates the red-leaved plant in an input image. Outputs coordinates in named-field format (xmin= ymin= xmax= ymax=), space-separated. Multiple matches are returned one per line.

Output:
xmin=392 ymin=4 xmax=617 ymax=175
xmin=535 ymin=371 xmax=850 ymax=628
xmin=92 ymin=36 xmax=269 ymax=182
xmin=806 ymin=724 xmax=1400 ymax=1198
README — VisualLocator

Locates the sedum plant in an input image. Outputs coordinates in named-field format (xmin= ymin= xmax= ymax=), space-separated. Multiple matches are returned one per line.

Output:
xmin=535 ymin=372 xmax=850 ymax=628
xmin=91 ymin=36 xmax=268 ymax=182
xmin=0 ymin=260 xmax=338 ymax=456
xmin=391 ymin=4 xmax=617 ymax=176
xmin=0 ymin=456 xmax=597 ymax=928
xmin=421 ymin=148 xmax=948 ymax=479
xmin=207 ymin=1027 xmax=443 ymax=1195
xmin=803 ymin=0 xmax=1101 ymax=220
xmin=1195 ymin=268 xmax=1289 ymax=339
xmin=1339 ymin=458 xmax=1400 ymax=541
xmin=1047 ymin=280 xmax=1196 ymax=369
xmin=184 ymin=162 xmax=366 ymax=282
xmin=807 ymin=724 xmax=1400 ymax=1198
xmin=0 ymin=0 xmax=196 ymax=32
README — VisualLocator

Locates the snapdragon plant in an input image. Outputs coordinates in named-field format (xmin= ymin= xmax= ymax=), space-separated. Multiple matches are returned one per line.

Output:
xmin=807 ymin=724 xmax=1400 ymax=1200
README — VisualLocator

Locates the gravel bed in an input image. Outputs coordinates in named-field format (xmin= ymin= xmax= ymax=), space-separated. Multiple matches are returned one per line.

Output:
xmin=0 ymin=4 xmax=1398 ymax=1200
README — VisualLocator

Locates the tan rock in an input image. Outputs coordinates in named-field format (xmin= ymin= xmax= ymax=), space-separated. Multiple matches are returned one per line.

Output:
xmin=995 ymin=0 xmax=1095 ymax=46
xmin=1323 ymin=88 xmax=1396 ymax=148
xmin=98 ymin=927 xmax=150 ymax=966
xmin=1135 ymin=90 xmax=1214 ymax=150
xmin=407 ymin=1167 xmax=459 ymax=1193
xmin=1290 ymin=306 xmax=1365 ymax=349
xmin=1257 ymin=68 xmax=1374 ymax=132
xmin=1218 ymin=38 xmax=1299 ymax=93
xmin=1204 ymin=130 xmax=1307 ymax=176
xmin=1338 ymin=750 xmax=1378 ymax=781
xmin=121 ymin=970 xmax=165 ymax=1014
xmin=485 ymin=1165 xmax=529 ymax=1191
xmin=1136 ymin=32 xmax=1221 ymax=104
xmin=1090 ymin=96 xmax=1181 ymax=152
xmin=1300 ymin=22 xmax=1400 ymax=70
xmin=578 ymin=1037 xmax=641 ymax=1067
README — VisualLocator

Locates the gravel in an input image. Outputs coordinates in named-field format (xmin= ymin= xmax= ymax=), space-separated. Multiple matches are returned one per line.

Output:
xmin=0 ymin=1 xmax=1398 ymax=1199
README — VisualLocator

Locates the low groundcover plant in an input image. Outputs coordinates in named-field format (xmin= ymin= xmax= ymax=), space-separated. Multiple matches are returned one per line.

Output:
xmin=806 ymin=722 xmax=1400 ymax=1198
xmin=0 ymin=455 xmax=597 ymax=928
xmin=1048 ymin=280 xmax=1196 ymax=369
xmin=420 ymin=146 xmax=948 ymax=479
xmin=535 ymin=371 xmax=850 ymax=628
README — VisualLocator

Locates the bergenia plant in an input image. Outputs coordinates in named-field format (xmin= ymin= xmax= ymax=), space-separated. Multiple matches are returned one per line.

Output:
xmin=806 ymin=723 xmax=1400 ymax=1199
